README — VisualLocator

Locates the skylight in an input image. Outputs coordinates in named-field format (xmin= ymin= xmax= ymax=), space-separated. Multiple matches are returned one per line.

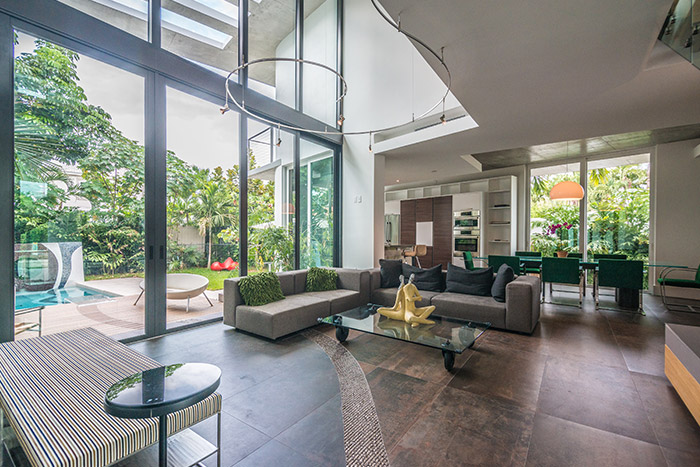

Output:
xmin=90 ymin=0 xmax=233 ymax=49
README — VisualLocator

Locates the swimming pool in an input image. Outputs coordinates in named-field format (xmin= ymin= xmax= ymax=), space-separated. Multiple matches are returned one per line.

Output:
xmin=15 ymin=286 xmax=117 ymax=310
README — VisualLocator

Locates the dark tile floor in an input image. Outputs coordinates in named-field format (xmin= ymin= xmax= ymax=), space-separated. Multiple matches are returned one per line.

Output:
xmin=127 ymin=294 xmax=700 ymax=466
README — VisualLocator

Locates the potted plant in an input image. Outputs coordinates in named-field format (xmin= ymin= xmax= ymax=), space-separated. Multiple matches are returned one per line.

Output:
xmin=546 ymin=222 xmax=574 ymax=257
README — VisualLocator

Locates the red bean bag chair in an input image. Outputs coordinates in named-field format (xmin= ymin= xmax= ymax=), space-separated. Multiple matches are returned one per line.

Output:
xmin=222 ymin=257 xmax=235 ymax=270
xmin=231 ymin=261 xmax=239 ymax=270
xmin=210 ymin=262 xmax=224 ymax=271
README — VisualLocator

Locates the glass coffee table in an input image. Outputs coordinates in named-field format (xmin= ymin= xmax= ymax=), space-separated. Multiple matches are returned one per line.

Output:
xmin=319 ymin=304 xmax=490 ymax=371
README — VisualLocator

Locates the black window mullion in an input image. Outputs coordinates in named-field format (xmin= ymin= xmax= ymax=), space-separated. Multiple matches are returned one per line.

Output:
xmin=149 ymin=0 xmax=161 ymax=48
xmin=294 ymin=133 xmax=301 ymax=270
xmin=0 ymin=13 xmax=15 ymax=343
xmin=238 ymin=1 xmax=249 ymax=276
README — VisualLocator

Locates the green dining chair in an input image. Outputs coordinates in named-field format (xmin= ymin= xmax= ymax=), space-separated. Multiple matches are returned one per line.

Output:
xmin=516 ymin=251 xmax=542 ymax=257
xmin=550 ymin=252 xmax=582 ymax=258
xmin=541 ymin=257 xmax=584 ymax=307
xmin=516 ymin=251 xmax=542 ymax=275
xmin=595 ymin=259 xmax=644 ymax=314
xmin=657 ymin=262 xmax=700 ymax=313
xmin=593 ymin=254 xmax=627 ymax=260
xmin=463 ymin=251 xmax=476 ymax=270
xmin=488 ymin=255 xmax=521 ymax=275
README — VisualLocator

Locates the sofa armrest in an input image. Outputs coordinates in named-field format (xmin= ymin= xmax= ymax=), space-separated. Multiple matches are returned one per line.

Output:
xmin=505 ymin=276 xmax=541 ymax=334
xmin=223 ymin=277 xmax=243 ymax=327
xmin=334 ymin=268 xmax=370 ymax=304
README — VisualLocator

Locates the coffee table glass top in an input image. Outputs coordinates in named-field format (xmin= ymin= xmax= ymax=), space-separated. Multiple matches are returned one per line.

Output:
xmin=321 ymin=304 xmax=490 ymax=354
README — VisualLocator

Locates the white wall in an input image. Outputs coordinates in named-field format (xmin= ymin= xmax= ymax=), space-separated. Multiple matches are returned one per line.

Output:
xmin=652 ymin=138 xmax=700 ymax=298
xmin=342 ymin=0 xmax=460 ymax=268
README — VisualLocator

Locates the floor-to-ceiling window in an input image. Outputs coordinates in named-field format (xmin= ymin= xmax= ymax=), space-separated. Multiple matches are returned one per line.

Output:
xmin=528 ymin=154 xmax=651 ymax=287
xmin=246 ymin=122 xmax=296 ymax=274
xmin=0 ymin=0 xmax=342 ymax=342
xmin=529 ymin=163 xmax=581 ymax=255
xmin=302 ymin=0 xmax=339 ymax=126
xmin=586 ymin=154 xmax=650 ymax=262
xmin=13 ymin=31 xmax=146 ymax=339
xmin=248 ymin=0 xmax=296 ymax=105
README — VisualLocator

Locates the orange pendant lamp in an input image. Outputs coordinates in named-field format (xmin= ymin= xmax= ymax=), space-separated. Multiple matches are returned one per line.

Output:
xmin=550 ymin=181 xmax=584 ymax=201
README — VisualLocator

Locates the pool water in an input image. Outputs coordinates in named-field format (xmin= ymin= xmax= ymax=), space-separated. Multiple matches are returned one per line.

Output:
xmin=15 ymin=286 xmax=117 ymax=310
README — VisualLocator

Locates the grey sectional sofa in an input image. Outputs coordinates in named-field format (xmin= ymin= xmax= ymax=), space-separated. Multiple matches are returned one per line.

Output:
xmin=223 ymin=268 xmax=369 ymax=339
xmin=369 ymin=268 xmax=541 ymax=334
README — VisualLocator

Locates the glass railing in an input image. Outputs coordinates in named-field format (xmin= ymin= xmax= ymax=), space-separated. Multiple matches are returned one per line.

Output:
xmin=659 ymin=0 xmax=699 ymax=69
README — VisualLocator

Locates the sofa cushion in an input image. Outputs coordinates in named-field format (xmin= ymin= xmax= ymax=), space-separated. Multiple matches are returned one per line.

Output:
xmin=293 ymin=270 xmax=308 ymax=294
xmin=371 ymin=287 xmax=439 ymax=308
xmin=379 ymin=259 xmax=403 ymax=288
xmin=305 ymin=289 xmax=361 ymax=314
xmin=238 ymin=272 xmax=285 ymax=306
xmin=276 ymin=271 xmax=297 ymax=296
xmin=445 ymin=263 xmax=494 ymax=296
xmin=306 ymin=267 xmax=338 ymax=292
xmin=236 ymin=295 xmax=330 ymax=340
xmin=491 ymin=264 xmax=516 ymax=302
xmin=430 ymin=292 xmax=506 ymax=329
xmin=402 ymin=263 xmax=443 ymax=292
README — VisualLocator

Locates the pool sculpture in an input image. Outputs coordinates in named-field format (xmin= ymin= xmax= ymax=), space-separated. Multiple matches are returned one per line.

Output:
xmin=377 ymin=274 xmax=436 ymax=328
xmin=15 ymin=241 xmax=84 ymax=292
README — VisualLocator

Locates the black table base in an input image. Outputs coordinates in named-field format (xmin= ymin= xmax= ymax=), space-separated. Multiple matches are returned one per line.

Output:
xmin=159 ymin=414 xmax=167 ymax=467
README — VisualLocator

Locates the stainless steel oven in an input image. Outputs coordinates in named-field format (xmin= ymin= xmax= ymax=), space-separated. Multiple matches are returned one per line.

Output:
xmin=454 ymin=236 xmax=479 ymax=253
xmin=454 ymin=211 xmax=480 ymax=229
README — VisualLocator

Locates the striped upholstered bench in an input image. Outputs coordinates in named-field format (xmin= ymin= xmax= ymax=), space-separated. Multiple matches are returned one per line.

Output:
xmin=0 ymin=328 xmax=221 ymax=466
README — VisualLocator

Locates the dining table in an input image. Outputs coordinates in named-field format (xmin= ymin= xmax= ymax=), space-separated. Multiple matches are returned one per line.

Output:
xmin=473 ymin=256 xmax=689 ymax=308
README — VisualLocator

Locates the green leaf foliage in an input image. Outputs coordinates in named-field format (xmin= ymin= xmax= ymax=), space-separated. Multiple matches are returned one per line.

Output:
xmin=238 ymin=272 xmax=285 ymax=306
xmin=305 ymin=267 xmax=338 ymax=292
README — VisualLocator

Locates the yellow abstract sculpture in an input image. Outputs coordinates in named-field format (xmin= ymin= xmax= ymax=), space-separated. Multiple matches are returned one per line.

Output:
xmin=377 ymin=274 xmax=436 ymax=328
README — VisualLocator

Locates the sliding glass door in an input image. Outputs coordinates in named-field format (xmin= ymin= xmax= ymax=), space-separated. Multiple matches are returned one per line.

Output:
xmin=299 ymin=138 xmax=335 ymax=268
xmin=13 ymin=31 xmax=146 ymax=339
xmin=165 ymin=85 xmax=239 ymax=328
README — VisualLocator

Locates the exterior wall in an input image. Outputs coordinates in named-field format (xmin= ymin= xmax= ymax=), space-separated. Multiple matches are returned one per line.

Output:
xmin=652 ymin=138 xmax=700 ymax=298
xmin=168 ymin=226 xmax=205 ymax=247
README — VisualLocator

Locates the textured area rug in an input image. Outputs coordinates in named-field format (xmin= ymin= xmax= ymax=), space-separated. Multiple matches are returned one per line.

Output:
xmin=302 ymin=329 xmax=390 ymax=467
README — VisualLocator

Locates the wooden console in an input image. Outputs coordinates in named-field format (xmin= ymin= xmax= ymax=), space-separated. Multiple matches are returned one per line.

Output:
xmin=665 ymin=324 xmax=700 ymax=426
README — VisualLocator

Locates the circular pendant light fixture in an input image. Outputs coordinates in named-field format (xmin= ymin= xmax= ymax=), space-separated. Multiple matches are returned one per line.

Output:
xmin=221 ymin=0 xmax=452 ymax=137
xmin=550 ymin=181 xmax=585 ymax=201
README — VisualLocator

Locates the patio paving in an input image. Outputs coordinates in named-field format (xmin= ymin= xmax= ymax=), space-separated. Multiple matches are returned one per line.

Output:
xmin=15 ymin=278 xmax=222 ymax=340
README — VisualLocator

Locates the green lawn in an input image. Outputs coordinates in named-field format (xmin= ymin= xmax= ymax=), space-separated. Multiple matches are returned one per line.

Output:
xmin=85 ymin=268 xmax=238 ymax=291
xmin=173 ymin=267 xmax=239 ymax=291
xmin=85 ymin=272 xmax=144 ymax=281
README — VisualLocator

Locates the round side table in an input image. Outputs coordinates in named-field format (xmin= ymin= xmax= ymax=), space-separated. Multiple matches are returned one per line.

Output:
xmin=104 ymin=362 xmax=221 ymax=467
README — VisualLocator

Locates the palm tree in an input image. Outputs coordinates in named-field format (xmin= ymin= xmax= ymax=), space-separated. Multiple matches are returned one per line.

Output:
xmin=14 ymin=118 xmax=66 ymax=182
xmin=194 ymin=180 xmax=235 ymax=267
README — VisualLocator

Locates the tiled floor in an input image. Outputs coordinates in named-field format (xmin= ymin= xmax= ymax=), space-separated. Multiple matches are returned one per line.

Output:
xmin=127 ymin=294 xmax=700 ymax=466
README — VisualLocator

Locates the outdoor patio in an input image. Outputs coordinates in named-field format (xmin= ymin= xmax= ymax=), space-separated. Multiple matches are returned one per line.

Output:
xmin=15 ymin=277 xmax=222 ymax=340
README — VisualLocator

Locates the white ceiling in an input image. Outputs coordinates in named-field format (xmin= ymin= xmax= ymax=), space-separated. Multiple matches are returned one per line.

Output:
xmin=377 ymin=0 xmax=700 ymax=185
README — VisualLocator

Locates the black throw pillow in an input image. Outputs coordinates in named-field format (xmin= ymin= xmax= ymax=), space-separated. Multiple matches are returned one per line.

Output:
xmin=445 ymin=263 xmax=494 ymax=296
xmin=491 ymin=263 xmax=516 ymax=302
xmin=379 ymin=259 xmax=403 ymax=288
xmin=402 ymin=263 xmax=443 ymax=292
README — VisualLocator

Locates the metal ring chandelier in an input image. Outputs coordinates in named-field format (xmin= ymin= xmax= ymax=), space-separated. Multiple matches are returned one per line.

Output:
xmin=221 ymin=0 xmax=452 ymax=137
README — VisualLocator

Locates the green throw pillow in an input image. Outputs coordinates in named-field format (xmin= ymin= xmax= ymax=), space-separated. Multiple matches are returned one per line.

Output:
xmin=238 ymin=272 xmax=285 ymax=306
xmin=306 ymin=267 xmax=338 ymax=292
